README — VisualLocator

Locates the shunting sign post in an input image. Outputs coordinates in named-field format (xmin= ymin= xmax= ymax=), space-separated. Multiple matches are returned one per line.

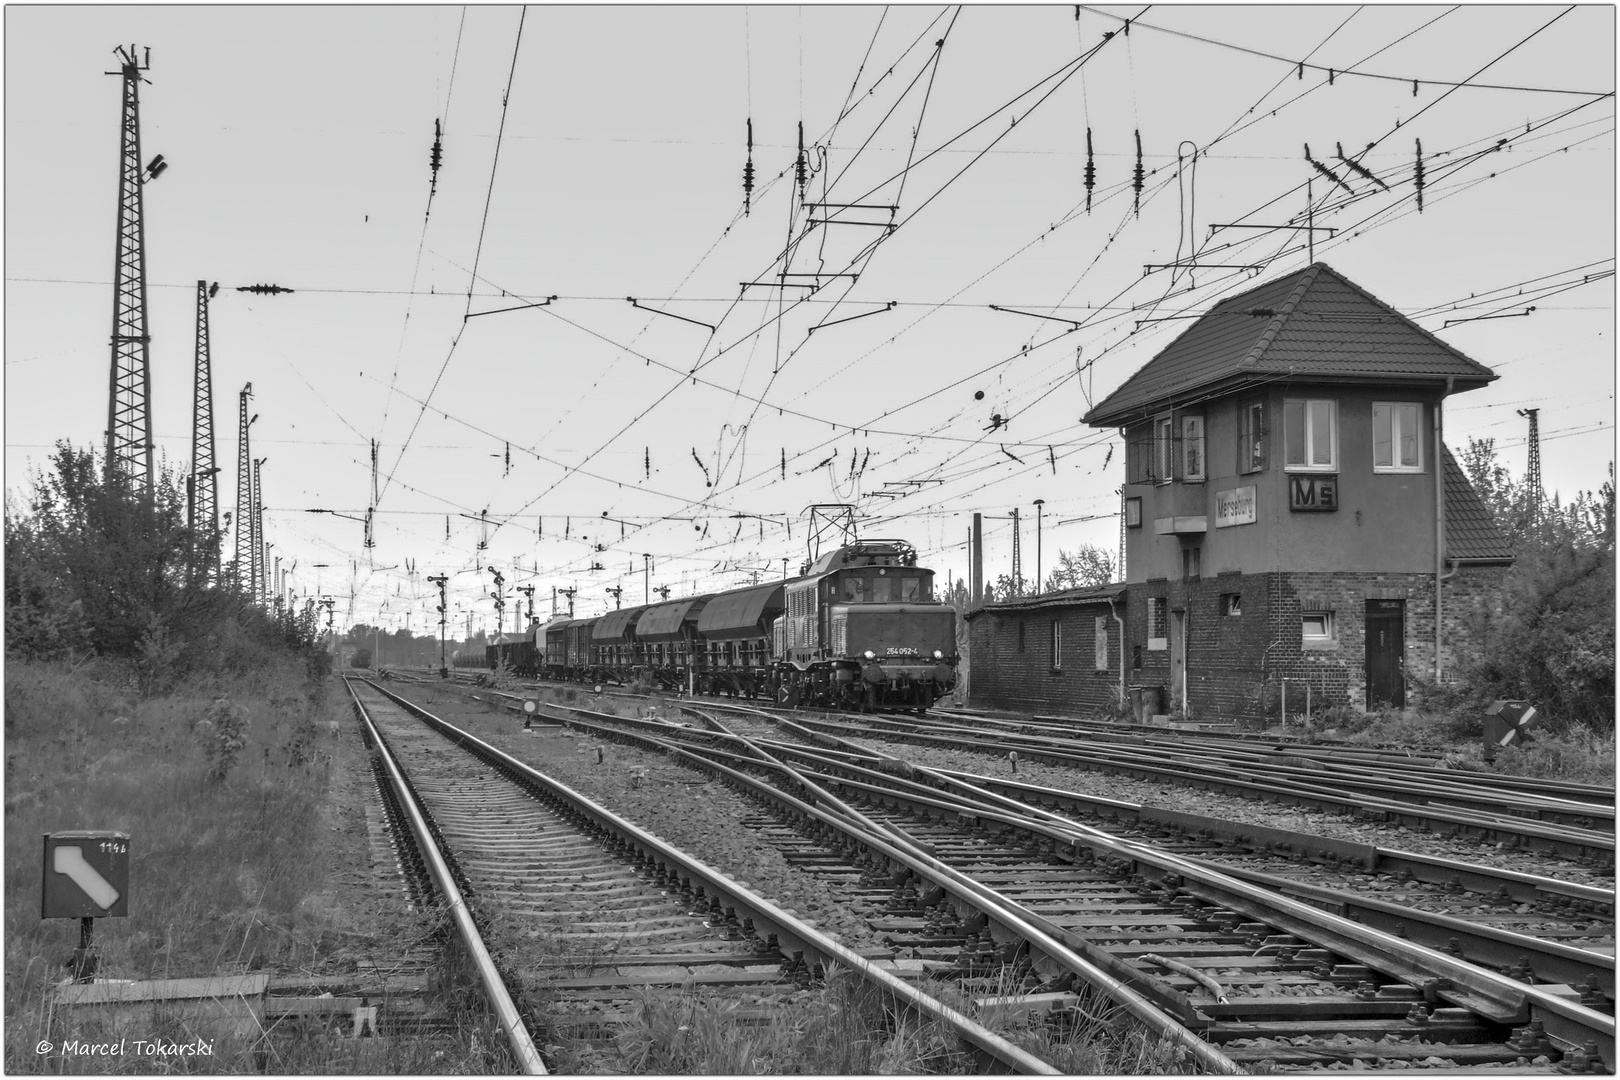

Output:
xmin=43 ymin=831 xmax=129 ymax=982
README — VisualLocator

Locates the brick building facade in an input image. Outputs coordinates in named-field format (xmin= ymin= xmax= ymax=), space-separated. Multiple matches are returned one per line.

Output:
xmin=961 ymin=263 xmax=1515 ymax=725
xmin=964 ymin=585 xmax=1125 ymax=716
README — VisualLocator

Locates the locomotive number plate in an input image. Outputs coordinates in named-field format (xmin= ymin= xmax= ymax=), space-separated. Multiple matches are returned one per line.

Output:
xmin=884 ymin=647 xmax=920 ymax=656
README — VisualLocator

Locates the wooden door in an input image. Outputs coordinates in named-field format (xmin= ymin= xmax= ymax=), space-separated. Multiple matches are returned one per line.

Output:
xmin=1364 ymin=600 xmax=1405 ymax=708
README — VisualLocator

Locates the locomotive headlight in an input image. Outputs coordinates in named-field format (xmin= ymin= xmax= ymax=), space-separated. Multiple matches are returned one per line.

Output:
xmin=933 ymin=650 xmax=943 ymax=660
xmin=863 ymin=650 xmax=875 ymax=660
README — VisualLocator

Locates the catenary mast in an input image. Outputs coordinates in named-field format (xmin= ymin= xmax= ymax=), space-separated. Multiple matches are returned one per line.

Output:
xmin=105 ymin=45 xmax=163 ymax=495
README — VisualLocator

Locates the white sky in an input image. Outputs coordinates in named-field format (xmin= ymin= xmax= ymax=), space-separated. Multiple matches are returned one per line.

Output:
xmin=6 ymin=4 xmax=1614 ymax=635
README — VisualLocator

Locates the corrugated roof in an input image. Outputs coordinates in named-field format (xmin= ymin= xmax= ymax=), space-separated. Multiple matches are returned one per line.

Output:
xmin=696 ymin=582 xmax=785 ymax=639
xmin=635 ymin=597 xmax=708 ymax=640
xmin=1084 ymin=263 xmax=1498 ymax=427
xmin=1443 ymin=445 xmax=1516 ymax=563
xmin=593 ymin=605 xmax=649 ymax=642
xmin=963 ymin=582 xmax=1125 ymax=620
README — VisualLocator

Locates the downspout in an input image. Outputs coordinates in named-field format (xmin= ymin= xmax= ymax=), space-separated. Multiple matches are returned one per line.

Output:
xmin=1107 ymin=591 xmax=1127 ymax=708
xmin=1434 ymin=378 xmax=1453 ymax=682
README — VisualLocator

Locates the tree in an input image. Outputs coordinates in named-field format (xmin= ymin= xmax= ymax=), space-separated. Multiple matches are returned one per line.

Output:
xmin=1457 ymin=439 xmax=1615 ymax=730
xmin=1043 ymin=544 xmax=1116 ymax=592
xmin=5 ymin=442 xmax=325 ymax=688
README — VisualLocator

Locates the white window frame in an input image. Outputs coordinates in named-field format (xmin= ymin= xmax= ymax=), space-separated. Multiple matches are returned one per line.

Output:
xmin=1373 ymin=402 xmax=1423 ymax=473
xmin=1094 ymin=616 xmax=1109 ymax=671
xmin=1301 ymin=610 xmax=1336 ymax=647
xmin=1050 ymin=621 xmax=1063 ymax=671
xmin=1147 ymin=597 xmax=1168 ymax=651
xmin=1153 ymin=414 xmax=1175 ymax=484
xmin=1238 ymin=399 xmax=1265 ymax=474
xmin=1181 ymin=415 xmax=1206 ymax=481
xmin=1283 ymin=399 xmax=1338 ymax=472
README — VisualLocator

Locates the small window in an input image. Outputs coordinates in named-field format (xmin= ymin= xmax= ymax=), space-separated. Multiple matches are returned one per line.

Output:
xmin=1302 ymin=611 xmax=1335 ymax=642
xmin=843 ymin=577 xmax=865 ymax=602
xmin=1147 ymin=597 xmax=1168 ymax=650
xmin=1373 ymin=402 xmax=1423 ymax=472
xmin=1050 ymin=621 xmax=1063 ymax=671
xmin=1239 ymin=400 xmax=1265 ymax=473
xmin=1181 ymin=416 xmax=1206 ymax=481
xmin=1017 ymin=621 xmax=1026 ymax=653
xmin=1094 ymin=616 xmax=1109 ymax=671
xmin=1154 ymin=414 xmax=1175 ymax=483
xmin=900 ymin=577 xmax=921 ymax=601
xmin=872 ymin=576 xmax=893 ymax=603
xmin=1125 ymin=496 xmax=1143 ymax=528
xmin=1284 ymin=399 xmax=1337 ymax=471
xmin=1223 ymin=593 xmax=1242 ymax=617
xmin=1182 ymin=546 xmax=1202 ymax=579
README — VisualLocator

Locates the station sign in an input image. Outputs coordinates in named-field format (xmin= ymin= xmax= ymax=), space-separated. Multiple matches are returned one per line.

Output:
xmin=1289 ymin=474 xmax=1338 ymax=512
xmin=42 ymin=831 xmax=130 ymax=919
xmin=1215 ymin=486 xmax=1257 ymax=528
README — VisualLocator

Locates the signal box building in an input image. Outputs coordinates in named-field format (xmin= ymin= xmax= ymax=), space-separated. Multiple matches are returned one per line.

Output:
xmin=963 ymin=584 xmax=1127 ymax=717
xmin=1066 ymin=262 xmax=1514 ymax=723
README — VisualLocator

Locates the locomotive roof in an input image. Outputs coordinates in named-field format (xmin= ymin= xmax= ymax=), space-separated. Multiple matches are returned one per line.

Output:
xmin=803 ymin=539 xmax=919 ymax=576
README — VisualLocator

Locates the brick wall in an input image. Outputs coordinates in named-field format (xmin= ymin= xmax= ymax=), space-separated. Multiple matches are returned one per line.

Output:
xmin=1122 ymin=564 xmax=1510 ymax=726
xmin=965 ymin=602 xmax=1123 ymax=716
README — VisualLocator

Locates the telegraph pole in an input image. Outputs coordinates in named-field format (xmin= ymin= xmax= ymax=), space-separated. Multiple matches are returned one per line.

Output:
xmin=105 ymin=45 xmax=163 ymax=496
xmin=190 ymin=281 xmax=220 ymax=584
xmin=642 ymin=554 xmax=653 ymax=604
xmin=234 ymin=385 xmax=255 ymax=594
xmin=428 ymin=574 xmax=449 ymax=677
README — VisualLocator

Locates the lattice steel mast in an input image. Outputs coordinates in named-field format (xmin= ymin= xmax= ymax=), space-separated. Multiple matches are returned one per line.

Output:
xmin=105 ymin=45 xmax=162 ymax=494
xmin=191 ymin=281 xmax=220 ymax=583
xmin=235 ymin=384 xmax=255 ymax=594
xmin=1518 ymin=407 xmax=1542 ymax=527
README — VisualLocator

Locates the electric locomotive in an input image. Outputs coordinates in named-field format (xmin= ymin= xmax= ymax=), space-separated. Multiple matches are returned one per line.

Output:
xmin=537 ymin=538 xmax=958 ymax=711
xmin=773 ymin=539 xmax=955 ymax=711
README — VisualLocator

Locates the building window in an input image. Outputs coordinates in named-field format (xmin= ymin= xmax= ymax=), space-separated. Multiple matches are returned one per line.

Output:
xmin=1094 ymin=616 xmax=1109 ymax=670
xmin=1302 ymin=610 xmax=1335 ymax=644
xmin=1154 ymin=414 xmax=1175 ymax=483
xmin=1182 ymin=546 xmax=1202 ymax=579
xmin=1147 ymin=597 xmax=1168 ymax=650
xmin=1283 ymin=399 xmax=1337 ymax=471
xmin=1181 ymin=415 xmax=1206 ymax=481
xmin=1017 ymin=621 xmax=1026 ymax=652
xmin=1125 ymin=496 xmax=1142 ymax=528
xmin=1373 ymin=402 xmax=1423 ymax=472
xmin=1050 ymin=621 xmax=1063 ymax=671
xmin=1239 ymin=399 xmax=1265 ymax=473
xmin=1222 ymin=592 xmax=1242 ymax=616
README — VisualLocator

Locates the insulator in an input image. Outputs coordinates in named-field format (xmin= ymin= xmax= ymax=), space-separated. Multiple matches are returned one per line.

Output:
xmin=1084 ymin=127 xmax=1096 ymax=212
xmin=1414 ymin=138 xmax=1424 ymax=213
xmin=1132 ymin=130 xmax=1144 ymax=217
xmin=796 ymin=120 xmax=807 ymax=201
xmin=1413 ymin=79 xmax=1419 ymax=97
xmin=1328 ymin=68 xmax=1334 ymax=85
xmin=743 ymin=118 xmax=755 ymax=215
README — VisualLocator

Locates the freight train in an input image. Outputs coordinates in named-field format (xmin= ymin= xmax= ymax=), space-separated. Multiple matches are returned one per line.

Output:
xmin=455 ymin=539 xmax=958 ymax=711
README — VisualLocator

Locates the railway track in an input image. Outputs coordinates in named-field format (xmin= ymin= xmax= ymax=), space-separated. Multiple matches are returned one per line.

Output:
xmin=342 ymin=677 xmax=1071 ymax=1074
xmin=497 ymin=691 xmax=1614 ymax=1072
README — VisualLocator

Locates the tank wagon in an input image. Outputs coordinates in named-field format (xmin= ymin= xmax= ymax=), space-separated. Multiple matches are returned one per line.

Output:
xmin=539 ymin=539 xmax=957 ymax=711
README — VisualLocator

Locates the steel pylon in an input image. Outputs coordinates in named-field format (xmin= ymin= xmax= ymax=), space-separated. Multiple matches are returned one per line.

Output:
xmin=105 ymin=45 xmax=156 ymax=494
xmin=191 ymin=281 xmax=220 ymax=583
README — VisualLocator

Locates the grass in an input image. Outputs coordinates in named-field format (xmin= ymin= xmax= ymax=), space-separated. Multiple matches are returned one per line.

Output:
xmin=532 ymin=961 xmax=1204 ymax=1074
xmin=2 ymin=657 xmax=509 ymax=1074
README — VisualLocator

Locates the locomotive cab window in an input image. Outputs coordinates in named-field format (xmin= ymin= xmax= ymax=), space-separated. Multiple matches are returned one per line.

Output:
xmin=900 ymin=576 xmax=921 ymax=602
xmin=843 ymin=576 xmax=866 ymax=602
xmin=872 ymin=576 xmax=893 ymax=603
